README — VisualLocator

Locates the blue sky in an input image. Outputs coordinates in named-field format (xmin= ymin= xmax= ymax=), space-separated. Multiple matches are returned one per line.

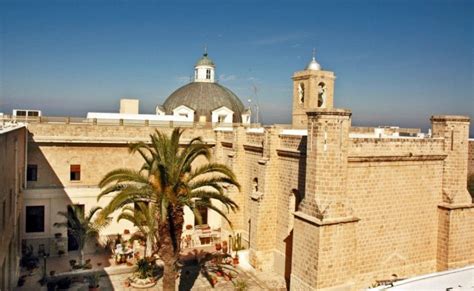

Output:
xmin=1 ymin=0 xmax=473 ymax=135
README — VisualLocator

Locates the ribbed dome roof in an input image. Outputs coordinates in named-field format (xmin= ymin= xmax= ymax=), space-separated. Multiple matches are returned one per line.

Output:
xmin=163 ymin=82 xmax=245 ymax=122
xmin=195 ymin=53 xmax=215 ymax=67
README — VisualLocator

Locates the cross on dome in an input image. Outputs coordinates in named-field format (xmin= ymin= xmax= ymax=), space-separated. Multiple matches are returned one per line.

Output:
xmin=306 ymin=48 xmax=321 ymax=71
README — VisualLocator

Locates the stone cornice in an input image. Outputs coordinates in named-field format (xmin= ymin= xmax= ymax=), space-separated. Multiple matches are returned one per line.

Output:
xmin=438 ymin=202 xmax=474 ymax=210
xmin=243 ymin=144 xmax=264 ymax=153
xmin=221 ymin=141 xmax=233 ymax=148
xmin=276 ymin=148 xmax=306 ymax=158
xmin=348 ymin=154 xmax=447 ymax=163
xmin=431 ymin=115 xmax=470 ymax=123
xmin=30 ymin=136 xmax=217 ymax=145
xmin=293 ymin=211 xmax=359 ymax=226
xmin=306 ymin=108 xmax=352 ymax=117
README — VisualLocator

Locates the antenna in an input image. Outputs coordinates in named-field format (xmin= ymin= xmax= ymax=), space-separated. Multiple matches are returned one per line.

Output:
xmin=312 ymin=48 xmax=316 ymax=59
xmin=251 ymin=83 xmax=260 ymax=125
xmin=204 ymin=44 xmax=208 ymax=56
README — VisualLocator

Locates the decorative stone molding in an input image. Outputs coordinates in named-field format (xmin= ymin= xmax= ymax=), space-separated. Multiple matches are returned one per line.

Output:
xmin=348 ymin=154 xmax=447 ymax=163
xmin=438 ymin=202 xmax=474 ymax=210
xmin=293 ymin=211 xmax=359 ymax=226
xmin=243 ymin=144 xmax=264 ymax=153
xmin=250 ymin=191 xmax=263 ymax=201
xmin=276 ymin=148 xmax=306 ymax=158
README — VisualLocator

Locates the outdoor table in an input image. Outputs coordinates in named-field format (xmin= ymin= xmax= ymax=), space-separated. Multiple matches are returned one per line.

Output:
xmin=115 ymin=247 xmax=133 ymax=263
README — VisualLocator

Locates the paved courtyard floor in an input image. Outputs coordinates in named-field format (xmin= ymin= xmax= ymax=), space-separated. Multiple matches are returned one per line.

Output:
xmin=15 ymin=250 xmax=286 ymax=290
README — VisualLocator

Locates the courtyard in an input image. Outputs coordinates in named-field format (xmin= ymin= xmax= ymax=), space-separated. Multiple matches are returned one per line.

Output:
xmin=14 ymin=249 xmax=286 ymax=290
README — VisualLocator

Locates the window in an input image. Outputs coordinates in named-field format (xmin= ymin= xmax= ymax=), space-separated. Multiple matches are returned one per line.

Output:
xmin=218 ymin=115 xmax=227 ymax=123
xmin=298 ymin=83 xmax=305 ymax=104
xmin=318 ymin=82 xmax=326 ymax=108
xmin=28 ymin=111 xmax=39 ymax=117
xmin=25 ymin=206 xmax=45 ymax=233
xmin=27 ymin=165 xmax=38 ymax=181
xmin=15 ymin=110 xmax=27 ymax=116
xmin=194 ymin=205 xmax=208 ymax=225
xmin=253 ymin=178 xmax=259 ymax=192
xmin=194 ymin=69 xmax=198 ymax=79
xmin=70 ymin=164 xmax=81 ymax=181
xmin=206 ymin=69 xmax=211 ymax=79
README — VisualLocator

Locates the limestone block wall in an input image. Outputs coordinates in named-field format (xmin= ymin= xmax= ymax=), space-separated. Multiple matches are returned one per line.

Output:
xmin=27 ymin=143 xmax=144 ymax=188
xmin=274 ymin=134 xmax=306 ymax=281
xmin=0 ymin=126 xmax=26 ymax=291
xmin=348 ymin=137 xmax=445 ymax=158
xmin=439 ymin=206 xmax=474 ymax=269
xmin=468 ymin=140 xmax=474 ymax=196
xmin=347 ymin=159 xmax=443 ymax=288
xmin=27 ymin=123 xmax=215 ymax=142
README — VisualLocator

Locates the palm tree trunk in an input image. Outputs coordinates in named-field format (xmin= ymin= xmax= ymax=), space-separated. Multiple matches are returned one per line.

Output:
xmin=79 ymin=249 xmax=85 ymax=266
xmin=146 ymin=235 xmax=152 ymax=257
xmin=158 ymin=224 xmax=177 ymax=291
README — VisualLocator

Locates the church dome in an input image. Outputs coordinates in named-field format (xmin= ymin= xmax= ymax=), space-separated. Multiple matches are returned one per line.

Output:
xmin=163 ymin=82 xmax=245 ymax=122
xmin=306 ymin=57 xmax=321 ymax=70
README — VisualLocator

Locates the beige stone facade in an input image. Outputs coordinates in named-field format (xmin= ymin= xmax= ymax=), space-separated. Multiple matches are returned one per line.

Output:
xmin=0 ymin=124 xmax=26 ymax=290
xmin=4 ymin=62 xmax=473 ymax=290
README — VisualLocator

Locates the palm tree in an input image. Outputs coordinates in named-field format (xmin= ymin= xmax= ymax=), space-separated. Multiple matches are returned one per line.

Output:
xmin=54 ymin=205 xmax=110 ymax=265
xmin=98 ymin=128 xmax=240 ymax=290
xmin=117 ymin=202 xmax=159 ymax=257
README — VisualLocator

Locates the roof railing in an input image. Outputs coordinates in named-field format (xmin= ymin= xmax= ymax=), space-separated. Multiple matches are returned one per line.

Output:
xmin=0 ymin=114 xmax=260 ymax=129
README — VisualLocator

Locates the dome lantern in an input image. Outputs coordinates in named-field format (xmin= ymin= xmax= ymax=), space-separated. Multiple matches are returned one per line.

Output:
xmin=194 ymin=48 xmax=215 ymax=83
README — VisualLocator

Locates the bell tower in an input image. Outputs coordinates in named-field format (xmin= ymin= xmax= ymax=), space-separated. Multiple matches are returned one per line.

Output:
xmin=292 ymin=50 xmax=336 ymax=128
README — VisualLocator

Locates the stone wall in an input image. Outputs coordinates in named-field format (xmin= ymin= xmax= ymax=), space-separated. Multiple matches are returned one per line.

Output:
xmin=348 ymin=159 xmax=443 ymax=288
xmin=0 ymin=125 xmax=26 ymax=291
xmin=468 ymin=140 xmax=474 ymax=197
xmin=19 ymin=115 xmax=474 ymax=291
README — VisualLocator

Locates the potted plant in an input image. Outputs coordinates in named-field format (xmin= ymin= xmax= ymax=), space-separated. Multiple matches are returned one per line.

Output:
xmin=87 ymin=272 xmax=101 ymax=291
xmin=46 ymin=280 xmax=56 ymax=291
xmin=69 ymin=259 xmax=77 ymax=270
xmin=231 ymin=233 xmax=244 ymax=265
xmin=232 ymin=279 xmax=248 ymax=291
xmin=56 ymin=277 xmax=72 ymax=290
xmin=17 ymin=275 xmax=26 ymax=287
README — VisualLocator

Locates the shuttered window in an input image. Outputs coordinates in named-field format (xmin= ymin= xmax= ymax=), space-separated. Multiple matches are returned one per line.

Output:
xmin=70 ymin=164 xmax=81 ymax=181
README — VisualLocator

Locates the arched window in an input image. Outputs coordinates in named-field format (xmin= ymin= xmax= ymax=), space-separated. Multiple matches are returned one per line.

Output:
xmin=206 ymin=69 xmax=211 ymax=79
xmin=318 ymin=82 xmax=326 ymax=108
xmin=298 ymin=83 xmax=305 ymax=104
xmin=252 ymin=178 xmax=259 ymax=192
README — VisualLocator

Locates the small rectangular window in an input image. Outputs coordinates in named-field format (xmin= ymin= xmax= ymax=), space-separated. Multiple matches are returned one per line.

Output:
xmin=16 ymin=111 xmax=27 ymax=116
xmin=70 ymin=164 xmax=81 ymax=181
xmin=26 ymin=206 xmax=45 ymax=233
xmin=206 ymin=69 xmax=211 ymax=79
xmin=27 ymin=164 xmax=38 ymax=181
